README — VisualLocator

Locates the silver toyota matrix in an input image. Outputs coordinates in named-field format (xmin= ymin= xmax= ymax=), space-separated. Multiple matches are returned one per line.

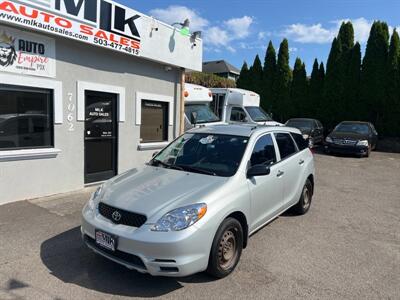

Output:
xmin=81 ymin=124 xmax=315 ymax=278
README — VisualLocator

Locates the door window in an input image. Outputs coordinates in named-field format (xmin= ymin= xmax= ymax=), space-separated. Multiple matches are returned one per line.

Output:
xmin=140 ymin=100 xmax=168 ymax=143
xmin=250 ymin=134 xmax=277 ymax=166
xmin=274 ymin=133 xmax=297 ymax=159
xmin=230 ymin=107 xmax=247 ymax=122
xmin=0 ymin=85 xmax=53 ymax=150
xmin=291 ymin=133 xmax=308 ymax=151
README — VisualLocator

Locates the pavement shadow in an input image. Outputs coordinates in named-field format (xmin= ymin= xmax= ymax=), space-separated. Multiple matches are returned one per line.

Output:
xmin=40 ymin=227 xmax=213 ymax=298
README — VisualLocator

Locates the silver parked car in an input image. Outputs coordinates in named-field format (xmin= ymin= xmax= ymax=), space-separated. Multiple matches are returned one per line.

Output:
xmin=81 ymin=124 xmax=315 ymax=278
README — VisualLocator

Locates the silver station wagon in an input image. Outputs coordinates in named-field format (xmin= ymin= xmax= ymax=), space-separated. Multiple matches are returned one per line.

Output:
xmin=81 ymin=124 xmax=315 ymax=278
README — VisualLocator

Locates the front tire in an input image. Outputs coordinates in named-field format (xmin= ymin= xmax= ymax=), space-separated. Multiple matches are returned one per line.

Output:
xmin=291 ymin=179 xmax=313 ymax=215
xmin=207 ymin=218 xmax=243 ymax=278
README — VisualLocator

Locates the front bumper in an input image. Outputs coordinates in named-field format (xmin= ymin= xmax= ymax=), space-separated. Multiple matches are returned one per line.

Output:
xmin=324 ymin=143 xmax=368 ymax=155
xmin=81 ymin=205 xmax=212 ymax=277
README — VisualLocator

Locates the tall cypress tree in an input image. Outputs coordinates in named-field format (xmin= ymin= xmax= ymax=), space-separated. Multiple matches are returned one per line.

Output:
xmin=237 ymin=61 xmax=250 ymax=89
xmin=262 ymin=41 xmax=277 ymax=112
xmin=323 ymin=37 xmax=343 ymax=129
xmin=249 ymin=54 xmax=263 ymax=94
xmin=384 ymin=29 xmax=400 ymax=136
xmin=360 ymin=21 xmax=389 ymax=130
xmin=309 ymin=59 xmax=322 ymax=117
xmin=344 ymin=42 xmax=361 ymax=120
xmin=273 ymin=39 xmax=291 ymax=122
xmin=290 ymin=58 xmax=308 ymax=118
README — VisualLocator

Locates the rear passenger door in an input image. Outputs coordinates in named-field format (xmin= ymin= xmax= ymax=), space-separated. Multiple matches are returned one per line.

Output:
xmin=273 ymin=133 xmax=303 ymax=206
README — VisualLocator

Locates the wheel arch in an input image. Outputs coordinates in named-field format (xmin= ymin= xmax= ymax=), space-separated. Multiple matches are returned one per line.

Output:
xmin=226 ymin=211 xmax=249 ymax=249
xmin=307 ymin=174 xmax=314 ymax=195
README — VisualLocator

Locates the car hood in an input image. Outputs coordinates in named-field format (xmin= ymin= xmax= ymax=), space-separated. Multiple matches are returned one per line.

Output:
xmin=100 ymin=166 xmax=228 ymax=220
xmin=329 ymin=132 xmax=367 ymax=140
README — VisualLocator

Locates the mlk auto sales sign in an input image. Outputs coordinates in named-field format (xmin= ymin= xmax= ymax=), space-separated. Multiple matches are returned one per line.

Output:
xmin=0 ymin=0 xmax=142 ymax=57
xmin=0 ymin=25 xmax=55 ymax=77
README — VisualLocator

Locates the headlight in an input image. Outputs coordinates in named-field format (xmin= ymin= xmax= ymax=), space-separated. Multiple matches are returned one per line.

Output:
xmin=302 ymin=134 xmax=309 ymax=139
xmin=87 ymin=185 xmax=103 ymax=211
xmin=325 ymin=136 xmax=333 ymax=143
xmin=356 ymin=140 xmax=369 ymax=146
xmin=151 ymin=203 xmax=207 ymax=232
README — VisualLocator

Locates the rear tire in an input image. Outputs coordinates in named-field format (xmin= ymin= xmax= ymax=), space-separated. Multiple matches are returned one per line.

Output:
xmin=291 ymin=179 xmax=313 ymax=215
xmin=207 ymin=218 xmax=243 ymax=278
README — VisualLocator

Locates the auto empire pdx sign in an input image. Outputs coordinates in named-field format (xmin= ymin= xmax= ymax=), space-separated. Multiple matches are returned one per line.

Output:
xmin=0 ymin=0 xmax=142 ymax=56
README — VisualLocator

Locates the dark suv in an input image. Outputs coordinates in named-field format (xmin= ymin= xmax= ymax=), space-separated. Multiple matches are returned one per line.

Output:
xmin=324 ymin=121 xmax=378 ymax=157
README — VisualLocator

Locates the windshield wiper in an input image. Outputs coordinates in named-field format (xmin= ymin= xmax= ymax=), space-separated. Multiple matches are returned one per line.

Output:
xmin=176 ymin=164 xmax=217 ymax=176
xmin=152 ymin=159 xmax=185 ymax=171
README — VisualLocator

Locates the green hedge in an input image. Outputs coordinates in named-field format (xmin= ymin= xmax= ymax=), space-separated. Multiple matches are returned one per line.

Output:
xmin=186 ymin=72 xmax=236 ymax=88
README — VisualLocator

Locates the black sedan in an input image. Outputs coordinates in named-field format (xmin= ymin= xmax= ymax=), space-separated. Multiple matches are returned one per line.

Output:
xmin=285 ymin=118 xmax=324 ymax=148
xmin=324 ymin=121 xmax=378 ymax=157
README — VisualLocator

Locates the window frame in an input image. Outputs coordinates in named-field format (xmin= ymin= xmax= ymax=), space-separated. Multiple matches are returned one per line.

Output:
xmin=273 ymin=132 xmax=299 ymax=162
xmin=0 ymin=84 xmax=55 ymax=151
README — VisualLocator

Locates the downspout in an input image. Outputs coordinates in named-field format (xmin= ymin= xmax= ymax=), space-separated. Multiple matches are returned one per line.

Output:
xmin=179 ymin=68 xmax=186 ymax=135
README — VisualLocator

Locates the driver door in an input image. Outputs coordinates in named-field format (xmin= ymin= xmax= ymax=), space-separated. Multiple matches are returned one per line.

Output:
xmin=247 ymin=134 xmax=284 ymax=232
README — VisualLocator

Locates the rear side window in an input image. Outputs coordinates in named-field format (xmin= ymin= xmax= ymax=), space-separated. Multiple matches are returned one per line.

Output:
xmin=250 ymin=134 xmax=276 ymax=166
xmin=291 ymin=133 xmax=308 ymax=151
xmin=274 ymin=133 xmax=297 ymax=159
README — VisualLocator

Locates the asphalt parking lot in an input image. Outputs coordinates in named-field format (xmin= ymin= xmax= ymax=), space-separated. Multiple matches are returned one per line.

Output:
xmin=0 ymin=151 xmax=399 ymax=300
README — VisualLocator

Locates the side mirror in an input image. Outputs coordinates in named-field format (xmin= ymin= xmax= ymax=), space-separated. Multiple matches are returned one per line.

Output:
xmin=152 ymin=151 xmax=159 ymax=158
xmin=247 ymin=165 xmax=271 ymax=178
xmin=190 ymin=112 xmax=198 ymax=125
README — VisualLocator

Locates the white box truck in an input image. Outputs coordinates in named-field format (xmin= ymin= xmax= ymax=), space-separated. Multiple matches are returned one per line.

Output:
xmin=209 ymin=88 xmax=282 ymax=126
xmin=184 ymin=83 xmax=225 ymax=131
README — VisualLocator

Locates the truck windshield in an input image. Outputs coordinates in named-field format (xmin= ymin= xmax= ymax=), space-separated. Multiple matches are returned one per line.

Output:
xmin=185 ymin=104 xmax=220 ymax=124
xmin=245 ymin=106 xmax=273 ymax=122
xmin=151 ymin=133 xmax=249 ymax=177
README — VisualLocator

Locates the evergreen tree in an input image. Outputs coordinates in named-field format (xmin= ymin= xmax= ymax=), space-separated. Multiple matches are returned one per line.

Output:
xmin=249 ymin=54 xmax=263 ymax=94
xmin=273 ymin=39 xmax=292 ymax=122
xmin=317 ymin=62 xmax=325 ymax=121
xmin=343 ymin=42 xmax=361 ymax=120
xmin=290 ymin=58 xmax=308 ymax=118
xmin=323 ymin=37 xmax=343 ymax=129
xmin=360 ymin=21 xmax=389 ymax=130
xmin=338 ymin=21 xmax=354 ymax=51
xmin=237 ymin=61 xmax=250 ymax=89
xmin=384 ymin=29 xmax=400 ymax=136
xmin=262 ymin=41 xmax=277 ymax=113
xmin=309 ymin=59 xmax=322 ymax=117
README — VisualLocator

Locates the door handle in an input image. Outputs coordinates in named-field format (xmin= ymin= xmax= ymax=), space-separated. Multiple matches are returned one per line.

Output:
xmin=277 ymin=170 xmax=284 ymax=177
xmin=299 ymin=159 xmax=305 ymax=165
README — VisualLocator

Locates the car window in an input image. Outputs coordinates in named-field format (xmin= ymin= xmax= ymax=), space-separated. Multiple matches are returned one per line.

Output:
xmin=370 ymin=123 xmax=378 ymax=135
xmin=317 ymin=120 xmax=323 ymax=128
xmin=230 ymin=107 xmax=247 ymax=122
xmin=291 ymin=133 xmax=308 ymax=151
xmin=274 ymin=133 xmax=297 ymax=159
xmin=250 ymin=134 xmax=276 ymax=166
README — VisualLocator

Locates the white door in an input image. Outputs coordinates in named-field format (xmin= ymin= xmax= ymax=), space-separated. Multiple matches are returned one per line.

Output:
xmin=247 ymin=134 xmax=283 ymax=232
xmin=273 ymin=132 xmax=302 ymax=206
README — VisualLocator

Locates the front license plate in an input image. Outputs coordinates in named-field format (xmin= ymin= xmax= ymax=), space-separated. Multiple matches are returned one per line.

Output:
xmin=95 ymin=230 xmax=118 ymax=252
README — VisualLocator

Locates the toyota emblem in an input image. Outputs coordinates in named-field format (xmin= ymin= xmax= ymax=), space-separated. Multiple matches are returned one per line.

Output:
xmin=112 ymin=211 xmax=122 ymax=222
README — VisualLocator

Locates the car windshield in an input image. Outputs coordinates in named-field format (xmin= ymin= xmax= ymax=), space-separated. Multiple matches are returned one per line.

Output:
xmin=335 ymin=123 xmax=370 ymax=135
xmin=185 ymin=104 xmax=220 ymax=124
xmin=245 ymin=106 xmax=273 ymax=122
xmin=150 ymin=133 xmax=249 ymax=177
xmin=286 ymin=120 xmax=313 ymax=131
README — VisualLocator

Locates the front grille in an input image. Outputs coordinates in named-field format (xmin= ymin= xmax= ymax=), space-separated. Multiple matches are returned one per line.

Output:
xmin=98 ymin=202 xmax=147 ymax=228
xmin=332 ymin=138 xmax=357 ymax=146
xmin=84 ymin=235 xmax=146 ymax=270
